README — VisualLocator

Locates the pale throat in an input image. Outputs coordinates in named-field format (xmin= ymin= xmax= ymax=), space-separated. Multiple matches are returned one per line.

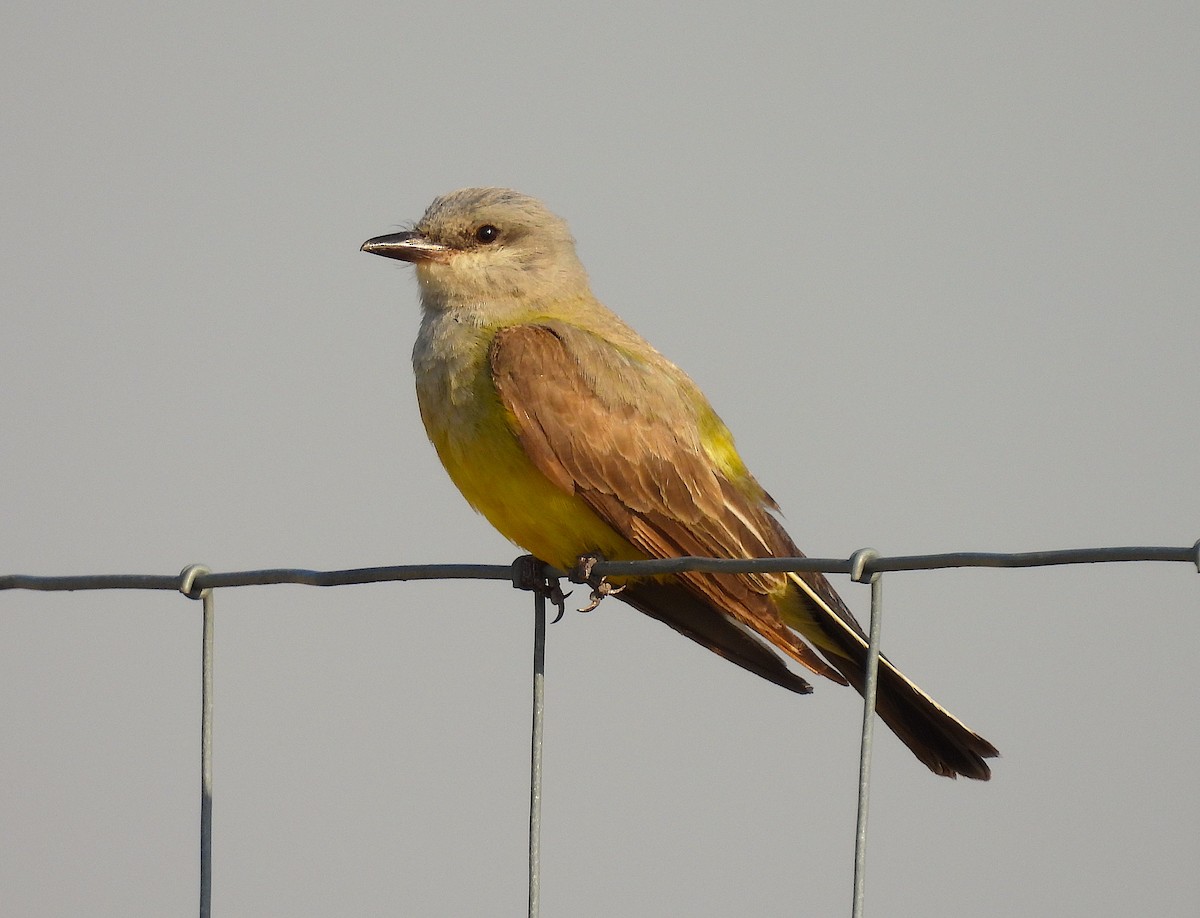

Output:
xmin=411 ymin=305 xmax=496 ymax=416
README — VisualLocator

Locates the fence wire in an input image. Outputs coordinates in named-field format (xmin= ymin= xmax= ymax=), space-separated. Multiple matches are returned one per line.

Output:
xmin=3 ymin=542 xmax=1198 ymax=918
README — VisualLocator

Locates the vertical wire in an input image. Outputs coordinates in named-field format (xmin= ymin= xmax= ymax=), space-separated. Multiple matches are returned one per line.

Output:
xmin=528 ymin=589 xmax=547 ymax=918
xmin=199 ymin=587 xmax=214 ymax=918
xmin=851 ymin=573 xmax=883 ymax=918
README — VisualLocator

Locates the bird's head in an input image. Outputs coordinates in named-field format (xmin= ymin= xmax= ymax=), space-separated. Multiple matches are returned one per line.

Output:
xmin=362 ymin=188 xmax=591 ymax=314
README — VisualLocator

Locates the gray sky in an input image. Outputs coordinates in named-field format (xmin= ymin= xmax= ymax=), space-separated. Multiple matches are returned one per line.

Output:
xmin=3 ymin=3 xmax=1198 ymax=916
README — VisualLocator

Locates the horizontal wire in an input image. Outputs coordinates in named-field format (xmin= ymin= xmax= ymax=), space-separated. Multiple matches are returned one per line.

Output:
xmin=0 ymin=564 xmax=515 ymax=593
xmin=587 ymin=544 xmax=1200 ymax=578
xmin=2 ymin=543 xmax=1196 ymax=595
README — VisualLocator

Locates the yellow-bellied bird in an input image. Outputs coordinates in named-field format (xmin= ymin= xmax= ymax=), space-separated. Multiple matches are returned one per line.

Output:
xmin=363 ymin=188 xmax=998 ymax=779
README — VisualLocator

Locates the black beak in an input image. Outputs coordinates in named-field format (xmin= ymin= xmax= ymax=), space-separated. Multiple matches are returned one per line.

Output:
xmin=360 ymin=231 xmax=451 ymax=263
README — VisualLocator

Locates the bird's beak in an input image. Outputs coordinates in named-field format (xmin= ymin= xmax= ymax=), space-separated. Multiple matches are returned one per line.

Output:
xmin=360 ymin=231 xmax=451 ymax=263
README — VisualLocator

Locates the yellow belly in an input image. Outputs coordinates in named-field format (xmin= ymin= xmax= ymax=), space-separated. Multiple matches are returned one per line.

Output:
xmin=420 ymin=381 xmax=642 ymax=572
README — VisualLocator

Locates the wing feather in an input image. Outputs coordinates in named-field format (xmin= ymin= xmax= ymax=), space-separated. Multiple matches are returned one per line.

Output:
xmin=490 ymin=322 xmax=844 ymax=683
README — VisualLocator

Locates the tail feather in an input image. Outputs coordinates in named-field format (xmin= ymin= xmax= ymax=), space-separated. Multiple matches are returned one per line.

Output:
xmin=786 ymin=572 xmax=999 ymax=780
xmin=824 ymin=649 xmax=998 ymax=780
xmin=616 ymin=567 xmax=999 ymax=780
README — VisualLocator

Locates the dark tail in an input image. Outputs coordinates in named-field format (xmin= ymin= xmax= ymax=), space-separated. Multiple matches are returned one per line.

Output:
xmin=621 ymin=571 xmax=999 ymax=779
xmin=787 ymin=570 xmax=999 ymax=779
xmin=823 ymin=645 xmax=998 ymax=780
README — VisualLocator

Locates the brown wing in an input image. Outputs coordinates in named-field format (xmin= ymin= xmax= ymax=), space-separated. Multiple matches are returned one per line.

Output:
xmin=489 ymin=321 xmax=845 ymax=684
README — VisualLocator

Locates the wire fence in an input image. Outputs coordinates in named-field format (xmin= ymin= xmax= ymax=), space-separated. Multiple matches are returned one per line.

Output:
xmin=3 ymin=542 xmax=1198 ymax=918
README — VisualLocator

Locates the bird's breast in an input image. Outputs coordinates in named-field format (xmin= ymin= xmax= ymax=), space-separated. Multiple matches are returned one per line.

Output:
xmin=411 ymin=310 xmax=638 ymax=568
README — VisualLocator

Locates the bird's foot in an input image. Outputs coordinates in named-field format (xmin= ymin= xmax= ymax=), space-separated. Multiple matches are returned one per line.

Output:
xmin=511 ymin=554 xmax=570 ymax=622
xmin=569 ymin=552 xmax=626 ymax=613
xmin=578 ymin=579 xmax=625 ymax=613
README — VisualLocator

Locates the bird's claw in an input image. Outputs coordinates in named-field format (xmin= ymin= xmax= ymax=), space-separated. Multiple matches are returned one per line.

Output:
xmin=570 ymin=552 xmax=625 ymax=612
xmin=578 ymin=578 xmax=626 ymax=613
xmin=511 ymin=554 xmax=570 ymax=622
xmin=548 ymin=583 xmax=571 ymax=622
xmin=572 ymin=553 xmax=601 ymax=585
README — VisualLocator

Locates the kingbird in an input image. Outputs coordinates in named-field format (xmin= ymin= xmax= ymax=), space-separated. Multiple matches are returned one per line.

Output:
xmin=363 ymin=188 xmax=998 ymax=779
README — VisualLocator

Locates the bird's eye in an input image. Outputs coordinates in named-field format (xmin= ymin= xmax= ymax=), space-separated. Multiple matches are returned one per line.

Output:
xmin=474 ymin=224 xmax=500 ymax=244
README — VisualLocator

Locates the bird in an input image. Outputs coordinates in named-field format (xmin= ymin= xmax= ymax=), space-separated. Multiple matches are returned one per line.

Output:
xmin=362 ymin=187 xmax=998 ymax=779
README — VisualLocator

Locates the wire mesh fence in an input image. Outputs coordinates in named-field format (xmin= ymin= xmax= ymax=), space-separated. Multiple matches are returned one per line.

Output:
xmin=3 ymin=542 xmax=1197 ymax=917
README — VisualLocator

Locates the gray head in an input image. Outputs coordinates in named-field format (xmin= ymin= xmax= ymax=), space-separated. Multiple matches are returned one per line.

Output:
xmin=362 ymin=188 xmax=591 ymax=311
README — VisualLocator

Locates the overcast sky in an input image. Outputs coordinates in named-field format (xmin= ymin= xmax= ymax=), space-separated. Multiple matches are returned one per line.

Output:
xmin=3 ymin=3 xmax=1198 ymax=916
